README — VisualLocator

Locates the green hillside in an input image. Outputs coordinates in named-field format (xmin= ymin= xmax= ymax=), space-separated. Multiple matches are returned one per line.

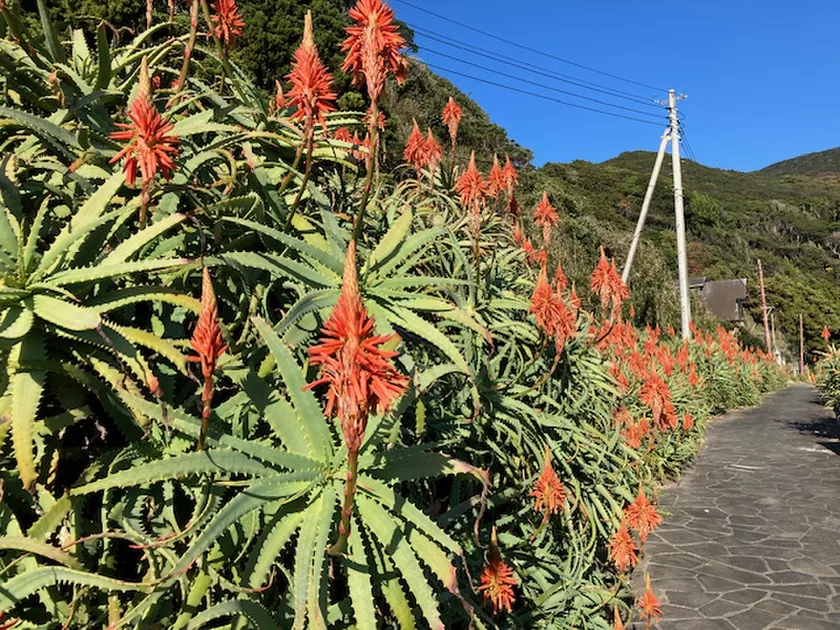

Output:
xmin=535 ymin=150 xmax=840 ymax=358
xmin=759 ymin=146 xmax=840 ymax=178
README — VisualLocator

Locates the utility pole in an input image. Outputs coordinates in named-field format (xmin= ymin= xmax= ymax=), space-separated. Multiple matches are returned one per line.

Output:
xmin=622 ymin=128 xmax=670 ymax=285
xmin=800 ymin=314 xmax=805 ymax=376
xmin=771 ymin=312 xmax=778 ymax=361
xmin=622 ymin=90 xmax=692 ymax=340
xmin=669 ymin=89 xmax=692 ymax=340
xmin=757 ymin=259 xmax=772 ymax=353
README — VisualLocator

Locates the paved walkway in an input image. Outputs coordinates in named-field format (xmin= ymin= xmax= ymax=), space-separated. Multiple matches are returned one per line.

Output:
xmin=632 ymin=384 xmax=840 ymax=630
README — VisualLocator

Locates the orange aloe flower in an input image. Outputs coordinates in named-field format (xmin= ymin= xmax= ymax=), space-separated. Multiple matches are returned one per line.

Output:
xmin=442 ymin=96 xmax=462 ymax=145
xmin=455 ymin=151 xmax=488 ymax=212
xmin=479 ymin=557 xmax=517 ymax=615
xmin=306 ymin=240 xmax=409 ymax=453
xmin=478 ymin=528 xmax=517 ymax=615
xmin=403 ymin=119 xmax=427 ymax=171
xmin=638 ymin=573 xmax=663 ymax=628
xmin=189 ymin=267 xmax=228 ymax=450
xmin=210 ymin=0 xmax=246 ymax=49
xmin=334 ymin=127 xmax=354 ymax=144
xmin=624 ymin=485 xmax=662 ymax=543
xmin=530 ymin=264 xmax=575 ymax=352
xmin=608 ymin=522 xmax=638 ymax=572
xmin=639 ymin=372 xmax=672 ymax=430
xmin=502 ymin=155 xmax=518 ymax=194
xmin=688 ymin=362 xmax=700 ymax=386
xmin=287 ymin=12 xmax=337 ymax=132
xmin=590 ymin=246 xmax=629 ymax=315
xmin=487 ymin=155 xmax=506 ymax=199
xmin=110 ymin=94 xmax=179 ymax=186
xmin=613 ymin=604 xmax=626 ymax=630
xmin=823 ymin=326 xmax=831 ymax=341
xmin=530 ymin=447 xmax=566 ymax=519
xmin=553 ymin=262 xmax=568 ymax=292
xmin=425 ymin=129 xmax=441 ymax=168
xmin=676 ymin=342 xmax=689 ymax=372
xmin=613 ymin=408 xmax=632 ymax=427
xmin=351 ymin=132 xmax=370 ymax=162
xmin=522 ymin=238 xmax=535 ymax=261
xmin=533 ymin=192 xmax=558 ymax=245
xmin=364 ymin=107 xmax=387 ymax=131
xmin=341 ymin=0 xmax=407 ymax=104
xmin=622 ymin=421 xmax=645 ymax=449
xmin=682 ymin=412 xmax=695 ymax=431
xmin=530 ymin=264 xmax=559 ymax=336
xmin=569 ymin=282 xmax=581 ymax=311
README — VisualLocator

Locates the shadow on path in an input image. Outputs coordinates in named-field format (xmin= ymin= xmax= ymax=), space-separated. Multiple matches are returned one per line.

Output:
xmin=631 ymin=384 xmax=840 ymax=630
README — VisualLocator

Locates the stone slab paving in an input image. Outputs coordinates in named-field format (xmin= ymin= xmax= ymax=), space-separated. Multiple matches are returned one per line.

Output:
xmin=631 ymin=384 xmax=840 ymax=629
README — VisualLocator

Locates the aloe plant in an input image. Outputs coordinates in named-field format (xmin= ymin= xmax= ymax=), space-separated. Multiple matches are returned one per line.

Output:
xmin=0 ymin=3 xmax=787 ymax=628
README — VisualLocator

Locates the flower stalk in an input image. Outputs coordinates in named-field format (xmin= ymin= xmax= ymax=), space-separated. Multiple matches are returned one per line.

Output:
xmin=188 ymin=267 xmax=227 ymax=451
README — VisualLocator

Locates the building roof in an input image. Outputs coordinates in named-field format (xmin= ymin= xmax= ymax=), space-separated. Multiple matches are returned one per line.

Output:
xmin=689 ymin=277 xmax=707 ymax=289
xmin=702 ymin=278 xmax=748 ymax=321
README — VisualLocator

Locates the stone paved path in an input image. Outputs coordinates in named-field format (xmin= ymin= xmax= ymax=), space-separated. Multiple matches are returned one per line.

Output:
xmin=631 ymin=384 xmax=840 ymax=629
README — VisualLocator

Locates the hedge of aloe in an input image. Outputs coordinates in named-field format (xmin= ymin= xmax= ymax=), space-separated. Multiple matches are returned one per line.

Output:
xmin=816 ymin=342 xmax=840 ymax=417
xmin=0 ymin=1 xmax=786 ymax=628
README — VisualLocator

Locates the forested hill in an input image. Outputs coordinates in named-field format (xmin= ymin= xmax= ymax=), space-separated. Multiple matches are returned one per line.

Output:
xmin=534 ymin=150 xmax=840 ymax=357
xmin=759 ymin=147 xmax=840 ymax=178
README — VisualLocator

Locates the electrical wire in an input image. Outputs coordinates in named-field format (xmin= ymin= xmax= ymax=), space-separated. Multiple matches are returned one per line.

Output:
xmin=415 ymin=59 xmax=667 ymax=127
xmin=678 ymin=120 xmax=698 ymax=164
xmin=392 ymin=0 xmax=669 ymax=93
xmin=419 ymin=47 xmax=665 ymax=120
xmin=408 ymin=23 xmax=661 ymax=107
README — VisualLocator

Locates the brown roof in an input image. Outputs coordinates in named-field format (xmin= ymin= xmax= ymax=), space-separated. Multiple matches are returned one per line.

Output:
xmin=701 ymin=279 xmax=748 ymax=321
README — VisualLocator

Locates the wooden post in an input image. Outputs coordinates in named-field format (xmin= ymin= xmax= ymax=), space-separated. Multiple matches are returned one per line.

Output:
xmin=800 ymin=314 xmax=805 ymax=376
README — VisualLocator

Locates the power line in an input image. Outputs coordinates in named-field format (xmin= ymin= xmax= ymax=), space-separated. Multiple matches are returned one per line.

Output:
xmin=678 ymin=120 xmax=698 ymax=164
xmin=415 ymin=59 xmax=666 ymax=127
xmin=408 ymin=23 xmax=661 ymax=107
xmin=419 ymin=47 xmax=665 ymax=120
xmin=392 ymin=0 xmax=668 ymax=93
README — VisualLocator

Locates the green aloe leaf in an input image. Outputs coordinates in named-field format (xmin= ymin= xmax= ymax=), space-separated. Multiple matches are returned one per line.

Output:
xmin=30 ymin=294 xmax=101 ymax=331
xmin=0 ymin=567 xmax=148 ymax=613
xmin=0 ymin=307 xmax=33 ymax=339
xmin=186 ymin=600 xmax=278 ymax=630
xmin=357 ymin=495 xmax=444 ymax=629
xmin=72 ymin=450 xmax=278 ymax=495
xmin=36 ymin=0 xmax=66 ymax=64
xmin=10 ymin=350 xmax=44 ymax=491
xmin=0 ymin=536 xmax=81 ymax=569
xmin=252 ymin=317 xmax=332 ymax=462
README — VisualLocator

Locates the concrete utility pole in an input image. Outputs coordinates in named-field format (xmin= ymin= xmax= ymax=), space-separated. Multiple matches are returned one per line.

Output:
xmin=622 ymin=128 xmax=671 ymax=285
xmin=669 ymin=89 xmax=692 ymax=340
xmin=771 ymin=312 xmax=778 ymax=361
xmin=757 ymin=259 xmax=772 ymax=353
xmin=800 ymin=314 xmax=805 ymax=376
xmin=622 ymin=90 xmax=692 ymax=340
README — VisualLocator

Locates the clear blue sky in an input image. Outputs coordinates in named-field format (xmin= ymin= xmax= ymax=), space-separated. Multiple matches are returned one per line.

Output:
xmin=391 ymin=0 xmax=839 ymax=171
